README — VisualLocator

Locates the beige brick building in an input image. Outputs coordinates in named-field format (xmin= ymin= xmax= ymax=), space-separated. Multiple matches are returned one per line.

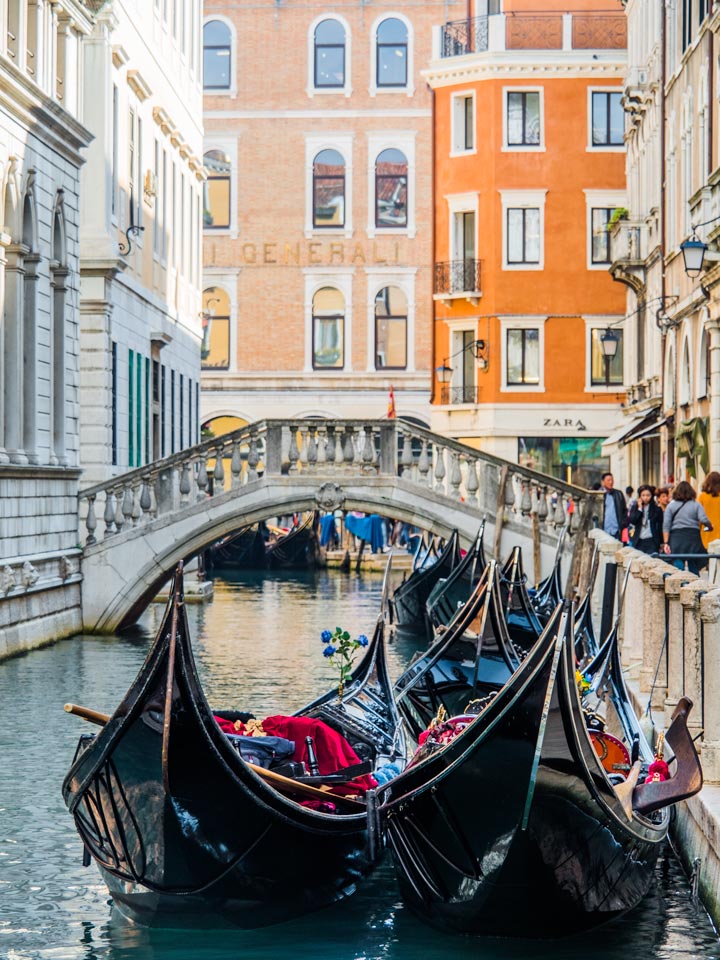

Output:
xmin=201 ymin=0 xmax=452 ymax=432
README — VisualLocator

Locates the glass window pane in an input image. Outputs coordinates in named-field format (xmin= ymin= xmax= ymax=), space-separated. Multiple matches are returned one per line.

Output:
xmin=507 ymin=92 xmax=523 ymax=145
xmin=313 ymin=286 xmax=344 ymax=369
xmin=315 ymin=46 xmax=344 ymax=86
xmin=204 ymin=177 xmax=230 ymax=228
xmin=377 ymin=17 xmax=407 ymax=43
xmin=507 ymin=209 xmax=523 ymax=262
xmin=592 ymin=92 xmax=606 ymax=145
xmin=591 ymin=329 xmax=624 ymax=385
xmin=204 ymin=49 xmax=230 ymax=88
xmin=507 ymin=329 xmax=523 ymax=383
xmin=203 ymin=20 xmax=231 ymax=45
xmin=376 ymin=150 xmax=407 ymax=228
xmin=525 ymin=93 xmax=540 ymax=144
xmin=202 ymin=287 xmax=231 ymax=370
xmin=314 ymin=151 xmax=345 ymax=227
xmin=591 ymin=208 xmax=611 ymax=263
xmin=316 ymin=19 xmax=345 ymax=44
xmin=378 ymin=46 xmax=407 ymax=86
xmin=609 ymin=93 xmax=624 ymax=145
xmin=524 ymin=328 xmax=540 ymax=382
xmin=524 ymin=208 xmax=540 ymax=262
xmin=464 ymin=96 xmax=474 ymax=150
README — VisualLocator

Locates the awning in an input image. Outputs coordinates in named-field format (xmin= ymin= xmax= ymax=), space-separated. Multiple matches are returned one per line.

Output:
xmin=601 ymin=407 xmax=659 ymax=452
xmin=627 ymin=413 xmax=673 ymax=444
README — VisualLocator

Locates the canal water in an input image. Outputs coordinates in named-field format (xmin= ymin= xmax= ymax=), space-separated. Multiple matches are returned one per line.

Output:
xmin=1 ymin=567 xmax=719 ymax=960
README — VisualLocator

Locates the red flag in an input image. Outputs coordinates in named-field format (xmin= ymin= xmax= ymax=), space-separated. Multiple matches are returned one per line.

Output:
xmin=387 ymin=385 xmax=396 ymax=419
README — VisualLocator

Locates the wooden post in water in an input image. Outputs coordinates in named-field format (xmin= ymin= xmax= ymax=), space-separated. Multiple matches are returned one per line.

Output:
xmin=532 ymin=512 xmax=541 ymax=587
xmin=493 ymin=465 xmax=509 ymax=559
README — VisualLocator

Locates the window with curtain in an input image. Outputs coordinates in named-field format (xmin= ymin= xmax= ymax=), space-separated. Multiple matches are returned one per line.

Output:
xmin=312 ymin=287 xmax=345 ymax=368
xmin=203 ymin=150 xmax=231 ymax=229
xmin=506 ymin=91 xmax=541 ymax=146
xmin=313 ymin=149 xmax=345 ymax=227
xmin=314 ymin=19 xmax=345 ymax=88
xmin=376 ymin=18 xmax=407 ymax=87
xmin=203 ymin=20 xmax=231 ymax=90
xmin=375 ymin=149 xmax=407 ymax=228
xmin=506 ymin=328 xmax=540 ymax=385
xmin=591 ymin=92 xmax=624 ymax=146
xmin=201 ymin=286 xmax=231 ymax=370
xmin=507 ymin=207 xmax=540 ymax=264
xmin=591 ymin=208 xmax=614 ymax=264
xmin=375 ymin=286 xmax=407 ymax=369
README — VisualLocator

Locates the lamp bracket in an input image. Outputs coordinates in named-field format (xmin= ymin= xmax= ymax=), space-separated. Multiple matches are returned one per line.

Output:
xmin=118 ymin=224 xmax=145 ymax=257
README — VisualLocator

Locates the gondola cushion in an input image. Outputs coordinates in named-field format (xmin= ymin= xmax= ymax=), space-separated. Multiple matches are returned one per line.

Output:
xmin=223 ymin=733 xmax=296 ymax=769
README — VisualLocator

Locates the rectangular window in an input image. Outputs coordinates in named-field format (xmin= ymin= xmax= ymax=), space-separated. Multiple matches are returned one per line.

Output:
xmin=506 ymin=328 xmax=540 ymax=385
xmin=128 ymin=349 xmax=135 ymax=467
xmin=591 ymin=208 xmax=614 ymax=264
xmin=590 ymin=328 xmax=624 ymax=386
xmin=161 ymin=364 xmax=166 ymax=456
xmin=162 ymin=150 xmax=168 ymax=262
xmin=170 ymin=369 xmax=176 ymax=454
xmin=506 ymin=91 xmax=541 ymax=146
xmin=195 ymin=382 xmax=199 ymax=444
xmin=188 ymin=378 xmax=192 ymax=444
xmin=136 ymin=352 xmax=142 ymax=465
xmin=180 ymin=173 xmax=186 ymax=275
xmin=145 ymin=356 xmax=150 ymax=464
xmin=172 ymin=162 xmax=177 ymax=265
xmin=591 ymin=92 xmax=624 ymax=147
xmin=112 ymin=86 xmax=119 ymax=218
xmin=312 ymin=316 xmax=344 ymax=369
xmin=452 ymin=94 xmax=475 ymax=153
xmin=128 ymin=109 xmax=136 ymax=225
xmin=179 ymin=373 xmax=185 ymax=448
xmin=153 ymin=139 xmax=160 ymax=255
xmin=507 ymin=208 xmax=540 ymax=264
xmin=111 ymin=341 xmax=118 ymax=466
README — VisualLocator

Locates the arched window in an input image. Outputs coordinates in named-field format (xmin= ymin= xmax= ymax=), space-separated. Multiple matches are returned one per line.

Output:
xmin=201 ymin=286 xmax=231 ymax=370
xmin=375 ymin=286 xmax=407 ymax=370
xmin=680 ymin=337 xmax=691 ymax=406
xmin=313 ymin=150 xmax=345 ymax=227
xmin=314 ymin=19 xmax=345 ymax=88
xmin=376 ymin=18 xmax=408 ymax=88
xmin=203 ymin=150 xmax=231 ymax=229
xmin=203 ymin=20 xmax=232 ymax=90
xmin=698 ymin=327 xmax=710 ymax=399
xmin=665 ymin=344 xmax=676 ymax=411
xmin=21 ymin=192 xmax=38 ymax=463
xmin=50 ymin=200 xmax=67 ymax=465
xmin=375 ymin=149 xmax=407 ymax=228
xmin=312 ymin=287 xmax=344 ymax=369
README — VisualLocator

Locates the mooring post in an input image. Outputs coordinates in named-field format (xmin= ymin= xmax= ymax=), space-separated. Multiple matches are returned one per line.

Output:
xmin=599 ymin=559 xmax=617 ymax=646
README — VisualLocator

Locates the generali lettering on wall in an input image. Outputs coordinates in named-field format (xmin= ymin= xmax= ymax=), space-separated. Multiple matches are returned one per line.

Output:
xmin=237 ymin=240 xmax=403 ymax=266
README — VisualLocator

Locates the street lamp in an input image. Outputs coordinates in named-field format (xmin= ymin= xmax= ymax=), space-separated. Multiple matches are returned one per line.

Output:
xmin=679 ymin=215 xmax=720 ymax=280
xmin=599 ymin=327 xmax=619 ymax=388
xmin=435 ymin=339 xmax=488 ymax=402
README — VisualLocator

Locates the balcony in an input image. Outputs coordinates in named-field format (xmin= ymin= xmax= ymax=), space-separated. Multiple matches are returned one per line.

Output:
xmin=433 ymin=259 xmax=482 ymax=305
xmin=440 ymin=384 xmax=479 ymax=405
xmin=609 ymin=219 xmax=648 ymax=294
xmin=437 ymin=11 xmax=626 ymax=58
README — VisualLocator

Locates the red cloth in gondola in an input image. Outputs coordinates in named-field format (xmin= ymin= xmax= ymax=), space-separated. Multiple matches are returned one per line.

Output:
xmin=214 ymin=714 xmax=377 ymax=793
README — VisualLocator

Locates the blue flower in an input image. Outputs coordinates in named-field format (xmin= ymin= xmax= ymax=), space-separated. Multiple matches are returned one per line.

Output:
xmin=320 ymin=629 xmax=332 ymax=643
xmin=323 ymin=644 xmax=337 ymax=658
xmin=357 ymin=634 xmax=369 ymax=647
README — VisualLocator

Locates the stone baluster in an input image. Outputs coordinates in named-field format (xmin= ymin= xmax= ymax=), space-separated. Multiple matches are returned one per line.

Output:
xmin=131 ymin=484 xmax=142 ymax=524
xmin=335 ymin=427 xmax=345 ymax=467
xmin=149 ymin=477 xmax=159 ymax=519
xmin=85 ymin=495 xmax=97 ymax=545
xmin=122 ymin=484 xmax=135 ymax=528
xmin=179 ymin=464 xmax=192 ymax=504
xmin=552 ymin=493 xmax=566 ymax=526
xmin=299 ymin=427 xmax=309 ymax=471
xmin=679 ymin=580 xmax=709 ymax=743
xmin=247 ymin=435 xmax=260 ymax=481
xmin=570 ymin=497 xmax=583 ymax=533
xmin=114 ymin=488 xmax=125 ymax=535
xmin=316 ymin=425 xmax=327 ymax=467
xmin=698 ymin=589 xmax=720 ymax=781
xmin=306 ymin=428 xmax=318 ymax=472
xmin=465 ymin=457 xmax=479 ymax=505
xmin=362 ymin=425 xmax=374 ymax=472
xmin=103 ymin=490 xmax=116 ymax=538
xmin=140 ymin=481 xmax=152 ymax=521
xmin=214 ymin=447 xmax=226 ymax=492
xmin=401 ymin=431 xmax=413 ymax=479
xmin=520 ymin=481 xmax=532 ymax=516
xmin=342 ymin=427 xmax=355 ymax=467
xmin=418 ymin=438 xmax=430 ymax=487
xmin=537 ymin=487 xmax=549 ymax=522
xmin=664 ymin=570 xmax=698 ymax=726
xmin=288 ymin=425 xmax=300 ymax=473
xmin=449 ymin=452 xmax=462 ymax=500
xmin=230 ymin=441 xmax=242 ymax=487
xmin=197 ymin=454 xmax=209 ymax=499
xmin=434 ymin=445 xmax=446 ymax=493
xmin=504 ymin=474 xmax=516 ymax=511
xmin=638 ymin=560 xmax=673 ymax=710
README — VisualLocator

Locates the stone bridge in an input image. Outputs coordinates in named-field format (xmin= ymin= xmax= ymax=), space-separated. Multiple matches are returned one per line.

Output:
xmin=78 ymin=419 xmax=601 ymax=632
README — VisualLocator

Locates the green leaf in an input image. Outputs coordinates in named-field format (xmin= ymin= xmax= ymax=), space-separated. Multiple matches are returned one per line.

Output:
xmin=342 ymin=631 xmax=350 ymax=641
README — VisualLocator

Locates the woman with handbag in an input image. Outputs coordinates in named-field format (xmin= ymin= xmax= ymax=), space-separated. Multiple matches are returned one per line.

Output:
xmin=661 ymin=481 xmax=713 ymax=575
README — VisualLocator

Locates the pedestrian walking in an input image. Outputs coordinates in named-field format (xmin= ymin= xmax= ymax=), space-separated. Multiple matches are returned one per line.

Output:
xmin=661 ymin=480 xmax=713 ymax=575
xmin=655 ymin=486 xmax=670 ymax=511
xmin=698 ymin=471 xmax=720 ymax=551
xmin=600 ymin=472 xmax=628 ymax=541
xmin=628 ymin=484 xmax=662 ymax=555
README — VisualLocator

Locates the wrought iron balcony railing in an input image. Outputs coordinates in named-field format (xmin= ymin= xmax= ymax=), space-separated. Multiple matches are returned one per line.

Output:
xmin=440 ymin=385 xmax=479 ymax=405
xmin=441 ymin=16 xmax=489 ymax=57
xmin=434 ymin=259 xmax=482 ymax=296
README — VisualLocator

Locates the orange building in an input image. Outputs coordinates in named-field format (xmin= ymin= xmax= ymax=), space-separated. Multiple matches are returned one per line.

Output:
xmin=428 ymin=0 xmax=628 ymax=487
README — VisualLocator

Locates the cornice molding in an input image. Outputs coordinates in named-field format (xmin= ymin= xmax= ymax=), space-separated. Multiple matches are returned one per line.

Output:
xmin=424 ymin=55 xmax=626 ymax=89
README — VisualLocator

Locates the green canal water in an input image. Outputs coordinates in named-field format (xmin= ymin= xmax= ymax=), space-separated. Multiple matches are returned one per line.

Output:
xmin=1 ymin=568 xmax=719 ymax=960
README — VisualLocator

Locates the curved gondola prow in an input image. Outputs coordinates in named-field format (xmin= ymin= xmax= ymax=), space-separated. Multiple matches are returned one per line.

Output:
xmin=531 ymin=527 xmax=567 ymax=617
xmin=426 ymin=522 xmax=486 ymax=630
xmin=381 ymin=553 xmax=394 ymax=628
xmin=632 ymin=697 xmax=703 ymax=815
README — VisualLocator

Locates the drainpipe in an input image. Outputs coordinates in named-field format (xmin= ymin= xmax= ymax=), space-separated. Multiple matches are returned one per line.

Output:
xmin=660 ymin=0 xmax=669 ymax=480
xmin=706 ymin=1 xmax=720 ymax=470
xmin=430 ymin=83 xmax=437 ymax=406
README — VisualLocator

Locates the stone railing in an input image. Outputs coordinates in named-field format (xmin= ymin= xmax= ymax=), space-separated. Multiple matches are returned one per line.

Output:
xmin=588 ymin=529 xmax=720 ymax=782
xmin=78 ymin=419 xmax=601 ymax=546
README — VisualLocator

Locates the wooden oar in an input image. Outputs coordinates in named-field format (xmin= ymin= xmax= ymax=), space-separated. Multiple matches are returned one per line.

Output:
xmin=64 ymin=703 xmax=365 ymax=809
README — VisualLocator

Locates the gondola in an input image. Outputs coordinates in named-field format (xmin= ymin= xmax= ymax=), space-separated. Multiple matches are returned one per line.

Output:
xmin=266 ymin=512 xmax=320 ymax=570
xmin=391 ymin=530 xmax=461 ymax=632
xmin=498 ymin=546 xmax=543 ymax=652
xmin=529 ymin=528 xmax=566 ymax=622
xmin=207 ymin=522 xmax=267 ymax=570
xmin=426 ymin=522 xmax=486 ymax=632
xmin=380 ymin=600 xmax=702 ymax=938
xmin=61 ymin=564 xmax=407 ymax=929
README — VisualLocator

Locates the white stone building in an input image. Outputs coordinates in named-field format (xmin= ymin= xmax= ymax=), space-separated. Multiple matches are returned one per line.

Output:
xmin=0 ymin=0 xmax=94 ymax=655
xmin=79 ymin=0 xmax=204 ymax=487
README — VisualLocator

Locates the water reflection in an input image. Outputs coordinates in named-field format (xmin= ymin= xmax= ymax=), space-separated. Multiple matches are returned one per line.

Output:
xmin=0 ymin=568 xmax=717 ymax=960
